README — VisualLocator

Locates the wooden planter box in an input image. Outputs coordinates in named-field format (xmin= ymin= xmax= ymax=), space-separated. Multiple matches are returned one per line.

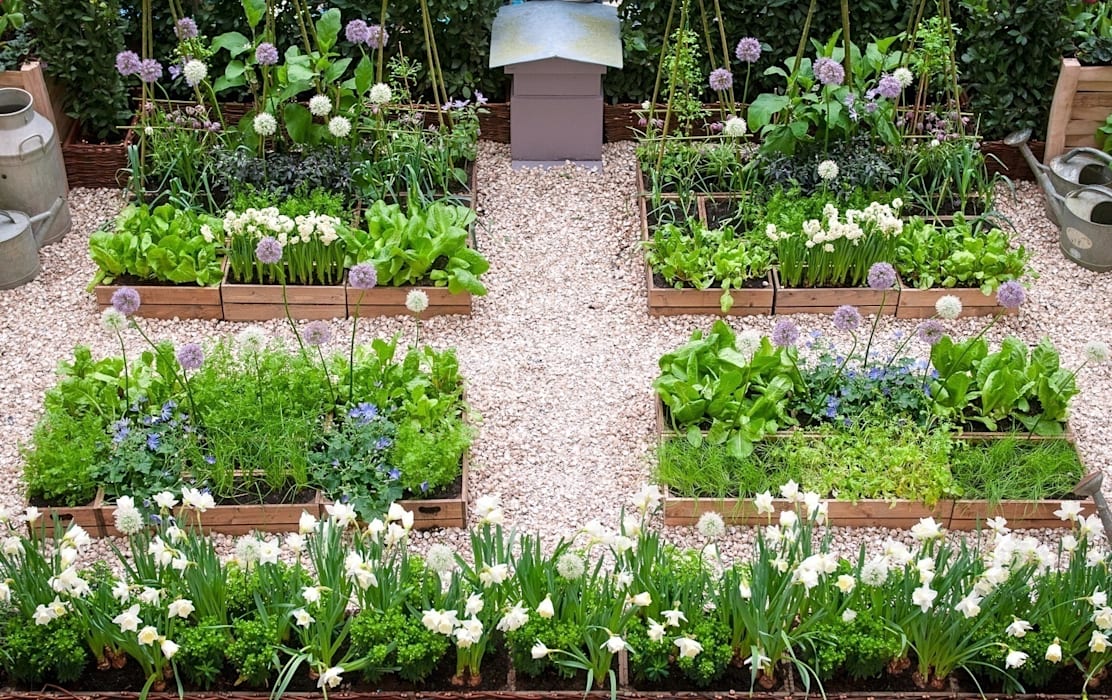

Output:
xmin=37 ymin=488 xmax=108 ymax=538
xmin=346 ymin=284 xmax=471 ymax=318
xmin=319 ymin=452 xmax=470 ymax=530
xmin=662 ymin=494 xmax=952 ymax=529
xmin=97 ymin=490 xmax=325 ymax=538
xmin=772 ymin=268 xmax=899 ymax=316
xmin=1046 ymin=57 xmax=1112 ymax=161
xmin=655 ymin=399 xmax=1089 ymax=530
xmin=221 ymin=266 xmax=347 ymax=321
xmin=93 ymin=281 xmax=222 ymax=320
xmin=896 ymin=285 xmax=1013 ymax=319
xmin=639 ymin=194 xmax=772 ymax=316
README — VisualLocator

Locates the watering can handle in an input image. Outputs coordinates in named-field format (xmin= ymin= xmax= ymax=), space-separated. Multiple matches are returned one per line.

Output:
xmin=1067 ymin=184 xmax=1112 ymax=200
xmin=1035 ymin=166 xmax=1065 ymax=222
xmin=0 ymin=211 xmax=13 ymax=225
xmin=1060 ymin=147 xmax=1112 ymax=166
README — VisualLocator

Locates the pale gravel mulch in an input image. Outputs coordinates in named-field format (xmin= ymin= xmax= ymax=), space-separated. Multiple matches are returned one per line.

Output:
xmin=0 ymin=141 xmax=1110 ymax=563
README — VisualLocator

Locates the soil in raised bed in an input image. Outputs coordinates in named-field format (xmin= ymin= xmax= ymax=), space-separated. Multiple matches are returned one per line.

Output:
xmin=645 ymin=199 xmax=699 ymax=230
xmin=213 ymin=485 xmax=318 ymax=507
xmin=651 ymin=270 xmax=770 ymax=291
xmin=97 ymin=272 xmax=216 ymax=289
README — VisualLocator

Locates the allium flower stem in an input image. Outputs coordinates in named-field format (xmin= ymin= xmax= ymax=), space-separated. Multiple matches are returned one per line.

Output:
xmin=820 ymin=332 xmax=858 ymax=403
xmin=115 ymin=331 xmax=130 ymax=413
xmin=348 ymin=291 xmax=365 ymax=405
xmin=316 ymin=345 xmax=337 ymax=408
xmin=861 ymin=290 xmax=888 ymax=367
xmin=129 ymin=320 xmax=188 ymax=410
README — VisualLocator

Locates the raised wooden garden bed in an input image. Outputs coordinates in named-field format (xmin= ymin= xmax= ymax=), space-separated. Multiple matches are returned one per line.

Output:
xmin=896 ymin=285 xmax=1013 ymax=319
xmin=318 ymin=451 xmax=470 ymax=530
xmin=1045 ymin=57 xmax=1112 ymax=161
xmin=37 ymin=489 xmax=108 ymax=537
xmin=772 ymin=268 xmax=899 ymax=316
xmin=346 ymin=284 xmax=472 ymax=318
xmin=93 ymin=281 xmax=222 ymax=320
xmin=654 ymin=399 xmax=1090 ymax=530
xmin=221 ymin=266 xmax=347 ymax=321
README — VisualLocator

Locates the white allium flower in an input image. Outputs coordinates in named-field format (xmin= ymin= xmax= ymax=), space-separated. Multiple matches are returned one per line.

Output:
xmin=894 ymin=67 xmax=914 ymax=88
xmin=1085 ymin=340 xmax=1110 ymax=364
xmin=723 ymin=116 xmax=747 ymax=138
xmin=101 ymin=308 xmax=127 ymax=332
xmin=406 ymin=289 xmax=429 ymax=314
xmin=737 ymin=329 xmax=762 ymax=356
xmin=328 ymin=115 xmax=351 ymax=138
xmin=425 ymin=544 xmax=457 ymax=573
xmin=236 ymin=325 xmax=268 ymax=358
xmin=697 ymin=512 xmax=726 ymax=539
xmin=309 ymin=94 xmax=332 ymax=117
xmin=935 ymin=294 xmax=963 ymax=320
xmin=253 ymin=112 xmax=278 ymax=137
xmin=114 ymin=504 xmax=144 ymax=535
xmin=182 ymin=59 xmax=208 ymax=87
xmin=369 ymin=82 xmax=392 ymax=104
xmin=817 ymin=159 xmax=839 ymax=181
xmin=556 ymin=552 xmax=585 ymax=580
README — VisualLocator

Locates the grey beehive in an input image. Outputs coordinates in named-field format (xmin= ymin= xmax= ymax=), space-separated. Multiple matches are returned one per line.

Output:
xmin=490 ymin=2 xmax=622 ymax=162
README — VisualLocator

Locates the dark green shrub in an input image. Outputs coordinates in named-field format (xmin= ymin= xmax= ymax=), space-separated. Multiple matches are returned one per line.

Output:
xmin=955 ymin=0 xmax=1073 ymax=139
xmin=28 ymin=0 xmax=131 ymax=141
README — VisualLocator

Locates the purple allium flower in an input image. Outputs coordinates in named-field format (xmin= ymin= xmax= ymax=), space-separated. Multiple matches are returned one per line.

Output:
xmin=138 ymin=58 xmax=164 ymax=84
xmin=116 ymin=51 xmax=141 ymax=76
xmin=302 ymin=320 xmax=332 ymax=346
xmin=867 ymin=262 xmax=897 ymax=291
xmin=348 ymin=263 xmax=378 ymax=290
xmin=735 ymin=37 xmax=761 ymax=63
xmin=367 ymin=25 xmax=389 ymax=50
xmin=996 ymin=280 xmax=1026 ymax=309
xmin=709 ymin=67 xmax=733 ymax=92
xmin=771 ymin=319 xmax=800 ymax=348
xmin=812 ymin=58 xmax=845 ymax=87
xmin=832 ymin=304 xmax=862 ymax=332
xmin=176 ymin=342 xmax=204 ymax=371
xmin=916 ymin=319 xmax=946 ymax=346
xmin=876 ymin=73 xmax=902 ymax=100
xmin=255 ymin=236 xmax=283 ymax=264
xmin=175 ymin=17 xmax=199 ymax=41
xmin=255 ymin=42 xmax=279 ymax=66
xmin=111 ymin=287 xmax=142 ymax=316
xmin=345 ymin=19 xmax=371 ymax=44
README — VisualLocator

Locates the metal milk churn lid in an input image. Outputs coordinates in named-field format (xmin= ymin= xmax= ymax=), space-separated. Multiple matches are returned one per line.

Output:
xmin=0 ymin=88 xmax=73 ymax=247
xmin=0 ymin=208 xmax=40 ymax=289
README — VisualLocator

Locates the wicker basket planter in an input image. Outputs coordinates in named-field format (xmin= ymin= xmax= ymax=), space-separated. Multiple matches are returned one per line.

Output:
xmin=62 ymin=116 xmax=136 ymax=189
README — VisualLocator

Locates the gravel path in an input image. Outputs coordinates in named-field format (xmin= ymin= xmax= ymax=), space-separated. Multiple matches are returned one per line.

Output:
xmin=0 ymin=140 xmax=1110 ymax=561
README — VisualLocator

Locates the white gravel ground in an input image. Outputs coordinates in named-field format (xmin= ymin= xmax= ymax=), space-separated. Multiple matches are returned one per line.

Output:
xmin=0 ymin=140 xmax=1110 ymax=563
